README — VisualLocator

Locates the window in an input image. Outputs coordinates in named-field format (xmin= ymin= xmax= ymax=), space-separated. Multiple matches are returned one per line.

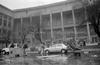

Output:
xmin=8 ymin=21 xmax=11 ymax=28
xmin=8 ymin=17 xmax=12 ymax=28
xmin=76 ymin=25 xmax=88 ymax=37
xmin=3 ymin=29 xmax=6 ymax=34
xmin=0 ymin=16 xmax=2 ymax=26
xmin=63 ymin=11 xmax=73 ymax=25
xmin=3 ymin=20 xmax=7 ymax=26
xmin=51 ymin=45 xmax=56 ymax=47
xmin=64 ymin=27 xmax=75 ymax=38
xmin=52 ymin=13 xmax=61 ymax=27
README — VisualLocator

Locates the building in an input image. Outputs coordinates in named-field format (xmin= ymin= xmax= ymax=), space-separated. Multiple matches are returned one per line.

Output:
xmin=0 ymin=5 xmax=13 ymax=48
xmin=0 ymin=0 xmax=99 ymax=48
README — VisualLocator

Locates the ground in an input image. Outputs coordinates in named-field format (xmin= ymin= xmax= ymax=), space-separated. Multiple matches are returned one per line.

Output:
xmin=0 ymin=45 xmax=100 ymax=65
xmin=0 ymin=51 xmax=100 ymax=65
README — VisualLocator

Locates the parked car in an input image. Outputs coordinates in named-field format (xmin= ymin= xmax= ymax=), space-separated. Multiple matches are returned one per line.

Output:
xmin=2 ymin=43 xmax=17 ymax=55
xmin=2 ymin=43 xmax=24 ymax=57
xmin=44 ymin=43 xmax=68 ymax=54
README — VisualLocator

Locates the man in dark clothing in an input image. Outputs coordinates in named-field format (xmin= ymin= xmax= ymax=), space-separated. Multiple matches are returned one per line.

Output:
xmin=23 ymin=44 xmax=28 ymax=55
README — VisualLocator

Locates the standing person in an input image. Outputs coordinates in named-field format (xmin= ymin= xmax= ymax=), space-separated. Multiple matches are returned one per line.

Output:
xmin=23 ymin=44 xmax=28 ymax=55
xmin=41 ymin=42 xmax=46 ymax=56
xmin=83 ymin=40 xmax=86 ymax=46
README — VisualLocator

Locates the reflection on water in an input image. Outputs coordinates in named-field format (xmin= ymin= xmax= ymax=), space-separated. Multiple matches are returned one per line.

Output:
xmin=44 ymin=54 xmax=100 ymax=65
xmin=66 ymin=54 xmax=100 ymax=65
xmin=0 ymin=55 xmax=29 ymax=65
xmin=0 ymin=55 xmax=5 ymax=65
xmin=0 ymin=54 xmax=100 ymax=65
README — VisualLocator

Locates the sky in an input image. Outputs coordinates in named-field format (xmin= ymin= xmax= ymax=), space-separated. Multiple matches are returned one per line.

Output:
xmin=0 ymin=0 xmax=66 ymax=10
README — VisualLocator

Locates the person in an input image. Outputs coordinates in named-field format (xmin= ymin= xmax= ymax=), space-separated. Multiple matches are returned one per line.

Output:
xmin=40 ymin=43 xmax=45 ymax=56
xmin=83 ymin=40 xmax=86 ymax=46
xmin=23 ymin=44 xmax=28 ymax=55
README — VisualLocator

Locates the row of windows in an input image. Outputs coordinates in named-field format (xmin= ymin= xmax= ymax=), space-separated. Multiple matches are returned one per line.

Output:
xmin=14 ymin=18 xmax=97 ymax=41
xmin=0 ymin=13 xmax=12 ymax=28
xmin=14 ymin=8 xmax=85 ymax=29
xmin=40 ymin=24 xmax=98 ymax=43
xmin=42 ymin=31 xmax=99 ymax=43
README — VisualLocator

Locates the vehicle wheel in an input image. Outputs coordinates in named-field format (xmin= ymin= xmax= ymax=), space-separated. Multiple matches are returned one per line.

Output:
xmin=6 ymin=52 xmax=9 ymax=55
xmin=2 ymin=50 xmax=6 ymax=55
xmin=61 ymin=49 xmax=66 ymax=54
xmin=45 ymin=50 xmax=49 ymax=55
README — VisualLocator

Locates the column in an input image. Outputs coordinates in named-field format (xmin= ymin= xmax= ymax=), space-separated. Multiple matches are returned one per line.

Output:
xmin=87 ymin=22 xmax=91 ymax=44
xmin=84 ymin=6 xmax=91 ymax=44
xmin=21 ymin=17 xmax=23 ymax=44
xmin=40 ymin=15 xmax=42 ymax=42
xmin=50 ymin=13 xmax=53 ymax=43
xmin=1 ymin=15 xmax=3 ymax=48
xmin=61 ymin=11 xmax=65 ymax=41
xmin=11 ymin=17 xmax=14 ymax=43
xmin=1 ymin=15 xmax=3 ymax=37
xmin=7 ymin=16 xmax=9 ymax=41
xmin=72 ymin=8 xmax=77 ymax=41
xmin=30 ymin=16 xmax=33 ymax=46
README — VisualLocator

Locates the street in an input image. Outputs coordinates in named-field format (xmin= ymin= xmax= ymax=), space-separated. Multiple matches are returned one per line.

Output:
xmin=0 ymin=52 xmax=100 ymax=65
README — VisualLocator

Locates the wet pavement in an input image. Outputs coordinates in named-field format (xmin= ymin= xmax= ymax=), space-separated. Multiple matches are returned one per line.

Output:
xmin=0 ymin=52 xmax=100 ymax=65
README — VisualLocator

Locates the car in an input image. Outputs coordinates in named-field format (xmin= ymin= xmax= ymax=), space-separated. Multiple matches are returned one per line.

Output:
xmin=2 ymin=43 xmax=18 ymax=55
xmin=2 ymin=43 xmax=24 ymax=57
xmin=44 ymin=43 xmax=68 ymax=54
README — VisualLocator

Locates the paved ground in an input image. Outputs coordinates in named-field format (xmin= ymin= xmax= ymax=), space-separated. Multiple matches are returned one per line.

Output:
xmin=0 ymin=52 xmax=100 ymax=65
xmin=0 ymin=45 xmax=100 ymax=65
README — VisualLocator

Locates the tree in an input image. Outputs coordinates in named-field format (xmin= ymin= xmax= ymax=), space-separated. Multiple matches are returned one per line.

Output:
xmin=21 ymin=25 xmax=34 ymax=44
xmin=21 ymin=21 xmax=43 ymax=44
xmin=34 ymin=22 xmax=43 ymax=44
xmin=81 ymin=0 xmax=100 ymax=37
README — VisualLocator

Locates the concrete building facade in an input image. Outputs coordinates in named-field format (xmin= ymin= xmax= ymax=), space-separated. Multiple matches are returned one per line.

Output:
xmin=0 ymin=5 xmax=13 ymax=48
xmin=0 ymin=0 xmax=99 ymax=48
xmin=13 ymin=0 xmax=99 ymax=45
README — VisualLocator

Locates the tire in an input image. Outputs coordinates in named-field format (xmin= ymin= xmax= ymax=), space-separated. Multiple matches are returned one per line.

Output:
xmin=61 ymin=49 xmax=66 ymax=54
xmin=2 ymin=50 xmax=6 ymax=55
xmin=45 ymin=50 xmax=49 ymax=55
xmin=6 ymin=52 xmax=9 ymax=55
